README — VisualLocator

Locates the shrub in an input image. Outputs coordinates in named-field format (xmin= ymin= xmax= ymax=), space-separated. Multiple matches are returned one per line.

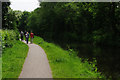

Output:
xmin=0 ymin=29 xmax=19 ymax=50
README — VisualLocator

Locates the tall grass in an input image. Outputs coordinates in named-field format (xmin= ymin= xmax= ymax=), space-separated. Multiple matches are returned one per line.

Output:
xmin=33 ymin=36 xmax=105 ymax=78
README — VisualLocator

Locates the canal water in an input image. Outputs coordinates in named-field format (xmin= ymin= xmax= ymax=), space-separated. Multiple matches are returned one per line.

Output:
xmin=71 ymin=43 xmax=120 ymax=79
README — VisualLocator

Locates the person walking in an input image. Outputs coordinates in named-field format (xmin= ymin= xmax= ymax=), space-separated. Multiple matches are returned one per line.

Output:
xmin=30 ymin=31 xmax=34 ymax=44
xmin=20 ymin=31 xmax=24 ymax=41
xmin=24 ymin=31 xmax=27 ymax=41
xmin=25 ymin=32 xmax=29 ymax=44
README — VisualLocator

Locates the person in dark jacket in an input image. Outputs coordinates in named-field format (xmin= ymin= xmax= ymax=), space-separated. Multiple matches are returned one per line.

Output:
xmin=20 ymin=31 xmax=24 ymax=41
xmin=24 ymin=31 xmax=27 ymax=41
xmin=25 ymin=32 xmax=29 ymax=44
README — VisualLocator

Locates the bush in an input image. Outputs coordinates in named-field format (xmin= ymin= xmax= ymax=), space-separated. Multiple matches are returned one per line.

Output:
xmin=0 ymin=29 xmax=19 ymax=50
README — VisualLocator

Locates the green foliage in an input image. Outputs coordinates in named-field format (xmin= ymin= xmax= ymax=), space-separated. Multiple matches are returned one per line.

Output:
xmin=68 ymin=49 xmax=78 ymax=57
xmin=0 ymin=58 xmax=1 ymax=80
xmin=18 ymin=11 xmax=30 ymax=32
xmin=3 ymin=8 xmax=17 ymax=29
xmin=0 ymin=30 xmax=18 ymax=50
xmin=33 ymin=36 xmax=105 ymax=78
xmin=26 ymin=2 xmax=120 ymax=47
xmin=2 ymin=2 xmax=10 ymax=29
xmin=2 ymin=41 xmax=29 ymax=78
xmin=2 ymin=2 xmax=19 ymax=30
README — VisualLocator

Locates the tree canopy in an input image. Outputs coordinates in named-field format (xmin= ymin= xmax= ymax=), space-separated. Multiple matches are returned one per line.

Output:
xmin=26 ymin=2 xmax=120 ymax=47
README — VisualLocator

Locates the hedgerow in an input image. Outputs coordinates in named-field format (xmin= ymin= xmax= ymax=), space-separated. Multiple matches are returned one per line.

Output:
xmin=0 ymin=29 xmax=19 ymax=50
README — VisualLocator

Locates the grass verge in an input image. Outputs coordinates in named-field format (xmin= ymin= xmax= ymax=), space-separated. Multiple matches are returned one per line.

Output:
xmin=33 ymin=36 xmax=104 ymax=78
xmin=2 ymin=40 xmax=29 ymax=78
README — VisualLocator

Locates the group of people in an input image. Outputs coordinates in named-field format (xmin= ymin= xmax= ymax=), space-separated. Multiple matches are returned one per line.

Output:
xmin=20 ymin=31 xmax=34 ymax=44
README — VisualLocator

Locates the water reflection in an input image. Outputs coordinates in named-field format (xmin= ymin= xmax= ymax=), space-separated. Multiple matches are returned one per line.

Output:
xmin=71 ymin=44 xmax=120 ymax=79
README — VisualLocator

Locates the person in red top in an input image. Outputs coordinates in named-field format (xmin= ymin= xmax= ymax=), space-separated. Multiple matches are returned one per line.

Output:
xmin=30 ymin=31 xmax=34 ymax=44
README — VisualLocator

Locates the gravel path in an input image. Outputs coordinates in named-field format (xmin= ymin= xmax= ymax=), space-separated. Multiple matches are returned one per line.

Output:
xmin=19 ymin=41 xmax=52 ymax=78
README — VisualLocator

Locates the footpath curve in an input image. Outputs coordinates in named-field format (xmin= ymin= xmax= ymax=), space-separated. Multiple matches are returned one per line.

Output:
xmin=19 ymin=41 xmax=52 ymax=78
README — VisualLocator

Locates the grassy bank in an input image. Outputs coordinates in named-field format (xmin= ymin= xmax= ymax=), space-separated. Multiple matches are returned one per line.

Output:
xmin=1 ymin=30 xmax=29 ymax=78
xmin=33 ymin=36 xmax=104 ymax=78
xmin=0 ymin=58 xmax=1 ymax=79
xmin=2 ymin=40 xmax=28 ymax=78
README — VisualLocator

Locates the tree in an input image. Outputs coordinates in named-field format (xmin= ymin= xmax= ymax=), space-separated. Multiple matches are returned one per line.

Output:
xmin=27 ymin=2 xmax=120 ymax=47
xmin=18 ymin=11 xmax=30 ymax=31
xmin=2 ymin=2 xmax=18 ymax=30
xmin=2 ymin=2 xmax=10 ymax=29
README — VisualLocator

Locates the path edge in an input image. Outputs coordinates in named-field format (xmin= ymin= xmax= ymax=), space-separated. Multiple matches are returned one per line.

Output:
xmin=18 ymin=40 xmax=29 ymax=78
